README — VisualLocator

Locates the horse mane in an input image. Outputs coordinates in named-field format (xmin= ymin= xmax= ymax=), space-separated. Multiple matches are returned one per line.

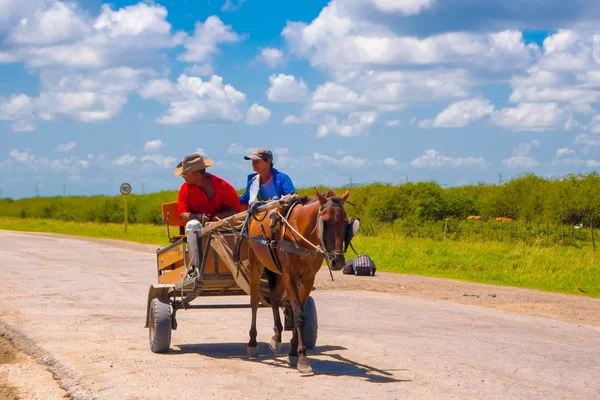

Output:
xmin=297 ymin=190 xmax=341 ymax=205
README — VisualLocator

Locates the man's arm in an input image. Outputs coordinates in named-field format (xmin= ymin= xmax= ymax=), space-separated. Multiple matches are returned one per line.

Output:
xmin=239 ymin=177 xmax=250 ymax=205
xmin=216 ymin=181 xmax=241 ymax=219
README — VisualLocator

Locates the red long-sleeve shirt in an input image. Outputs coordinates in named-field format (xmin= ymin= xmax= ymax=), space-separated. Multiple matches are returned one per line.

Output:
xmin=177 ymin=173 xmax=241 ymax=220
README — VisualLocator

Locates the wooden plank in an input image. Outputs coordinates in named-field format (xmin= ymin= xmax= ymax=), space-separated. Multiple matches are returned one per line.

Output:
xmin=158 ymin=242 xmax=185 ymax=271
xmin=198 ymin=194 xmax=299 ymax=238
xmin=158 ymin=266 xmax=187 ymax=285
xmin=210 ymin=235 xmax=252 ymax=295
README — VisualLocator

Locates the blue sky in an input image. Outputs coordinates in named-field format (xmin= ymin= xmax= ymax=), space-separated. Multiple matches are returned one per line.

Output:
xmin=1 ymin=0 xmax=600 ymax=199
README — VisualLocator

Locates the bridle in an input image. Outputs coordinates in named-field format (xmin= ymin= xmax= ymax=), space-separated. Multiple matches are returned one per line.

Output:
xmin=317 ymin=201 xmax=346 ymax=264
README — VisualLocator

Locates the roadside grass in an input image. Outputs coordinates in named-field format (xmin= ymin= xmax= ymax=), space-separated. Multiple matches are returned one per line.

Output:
xmin=353 ymin=234 xmax=600 ymax=298
xmin=1 ymin=217 xmax=598 ymax=298
xmin=0 ymin=217 xmax=169 ymax=246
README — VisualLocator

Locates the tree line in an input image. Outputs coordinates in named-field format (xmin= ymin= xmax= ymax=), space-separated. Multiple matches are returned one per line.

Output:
xmin=0 ymin=172 xmax=599 ymax=227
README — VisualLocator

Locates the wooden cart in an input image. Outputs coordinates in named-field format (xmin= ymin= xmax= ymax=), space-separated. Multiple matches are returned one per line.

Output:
xmin=144 ymin=196 xmax=318 ymax=353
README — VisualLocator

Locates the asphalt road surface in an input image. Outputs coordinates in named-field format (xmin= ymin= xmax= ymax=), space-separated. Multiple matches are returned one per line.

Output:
xmin=0 ymin=231 xmax=599 ymax=400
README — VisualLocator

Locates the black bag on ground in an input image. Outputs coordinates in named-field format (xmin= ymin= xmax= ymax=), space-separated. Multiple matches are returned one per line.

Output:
xmin=352 ymin=254 xmax=376 ymax=276
xmin=342 ymin=258 xmax=355 ymax=275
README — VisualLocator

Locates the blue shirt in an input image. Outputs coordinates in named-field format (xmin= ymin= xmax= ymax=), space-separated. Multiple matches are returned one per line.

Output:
xmin=259 ymin=178 xmax=278 ymax=200
xmin=239 ymin=168 xmax=296 ymax=205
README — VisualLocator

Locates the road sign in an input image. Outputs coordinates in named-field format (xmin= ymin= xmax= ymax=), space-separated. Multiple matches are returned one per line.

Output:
xmin=120 ymin=183 xmax=132 ymax=233
xmin=120 ymin=183 xmax=132 ymax=195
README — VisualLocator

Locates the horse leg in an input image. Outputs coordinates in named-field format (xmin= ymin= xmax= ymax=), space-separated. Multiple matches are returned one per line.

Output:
xmin=294 ymin=273 xmax=317 ymax=374
xmin=282 ymin=271 xmax=313 ymax=374
xmin=265 ymin=269 xmax=284 ymax=354
xmin=246 ymin=252 xmax=262 ymax=357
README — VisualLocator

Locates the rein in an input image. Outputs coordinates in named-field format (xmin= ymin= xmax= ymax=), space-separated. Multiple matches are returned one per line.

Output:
xmin=235 ymin=199 xmax=347 ymax=281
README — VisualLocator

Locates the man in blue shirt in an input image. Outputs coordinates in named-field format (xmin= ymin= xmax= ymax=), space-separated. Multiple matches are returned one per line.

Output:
xmin=239 ymin=148 xmax=296 ymax=205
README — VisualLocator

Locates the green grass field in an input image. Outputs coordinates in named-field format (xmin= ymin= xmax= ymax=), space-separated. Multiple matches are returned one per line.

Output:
xmin=1 ymin=216 xmax=598 ymax=298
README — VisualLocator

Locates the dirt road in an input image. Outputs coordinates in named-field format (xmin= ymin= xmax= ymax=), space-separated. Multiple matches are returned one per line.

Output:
xmin=1 ymin=230 xmax=599 ymax=400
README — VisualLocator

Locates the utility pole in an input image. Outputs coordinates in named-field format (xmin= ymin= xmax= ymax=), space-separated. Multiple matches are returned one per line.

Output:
xmin=63 ymin=185 xmax=66 ymax=197
xmin=35 ymin=185 xmax=39 ymax=197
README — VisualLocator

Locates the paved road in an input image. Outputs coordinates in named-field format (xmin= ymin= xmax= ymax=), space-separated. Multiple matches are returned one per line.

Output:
xmin=0 ymin=231 xmax=599 ymax=400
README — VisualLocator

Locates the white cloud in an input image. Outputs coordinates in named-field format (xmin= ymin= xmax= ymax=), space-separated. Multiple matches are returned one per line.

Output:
xmin=383 ymin=157 xmax=398 ymax=166
xmin=556 ymin=147 xmax=576 ymax=158
xmin=184 ymin=64 xmax=214 ymax=76
xmin=372 ymin=0 xmax=437 ymax=15
xmin=246 ymin=103 xmax=271 ymax=125
xmin=195 ymin=148 xmax=207 ymax=156
xmin=112 ymin=154 xmax=136 ymax=166
xmin=228 ymin=143 xmax=255 ymax=155
xmin=9 ymin=149 xmax=34 ymax=163
xmin=139 ymin=79 xmax=175 ymax=100
xmin=423 ymin=98 xmax=494 ymax=128
xmin=257 ymin=47 xmax=284 ymax=68
xmin=316 ymin=112 xmax=377 ymax=137
xmin=11 ymin=1 xmax=89 ymax=45
xmin=386 ymin=119 xmax=400 ymax=127
xmin=491 ymin=103 xmax=564 ymax=132
xmin=411 ymin=149 xmax=486 ymax=168
xmin=221 ymin=0 xmax=248 ymax=12
xmin=55 ymin=141 xmax=77 ymax=152
xmin=313 ymin=153 xmax=368 ymax=168
xmin=94 ymin=3 xmax=171 ymax=38
xmin=502 ymin=141 xmax=539 ymax=168
xmin=266 ymin=74 xmax=308 ymax=103
xmin=178 ymin=16 xmax=240 ymax=63
xmin=575 ymin=133 xmax=600 ymax=148
xmin=274 ymin=147 xmax=290 ymax=156
xmin=144 ymin=139 xmax=163 ymax=152
xmin=141 ymin=154 xmax=176 ymax=168
xmin=155 ymin=75 xmax=247 ymax=124
xmin=0 ymin=94 xmax=35 ymax=132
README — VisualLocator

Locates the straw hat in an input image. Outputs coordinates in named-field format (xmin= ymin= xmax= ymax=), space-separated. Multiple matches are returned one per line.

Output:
xmin=173 ymin=153 xmax=215 ymax=176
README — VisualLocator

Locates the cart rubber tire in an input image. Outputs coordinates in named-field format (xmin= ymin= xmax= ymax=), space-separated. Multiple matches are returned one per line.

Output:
xmin=303 ymin=296 xmax=318 ymax=350
xmin=149 ymin=297 xmax=172 ymax=353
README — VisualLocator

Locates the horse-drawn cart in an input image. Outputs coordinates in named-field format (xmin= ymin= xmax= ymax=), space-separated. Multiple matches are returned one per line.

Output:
xmin=144 ymin=194 xmax=318 ymax=353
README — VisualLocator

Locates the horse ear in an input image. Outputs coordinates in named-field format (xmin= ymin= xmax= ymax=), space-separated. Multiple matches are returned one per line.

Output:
xmin=340 ymin=189 xmax=350 ymax=204
xmin=314 ymin=187 xmax=327 ymax=204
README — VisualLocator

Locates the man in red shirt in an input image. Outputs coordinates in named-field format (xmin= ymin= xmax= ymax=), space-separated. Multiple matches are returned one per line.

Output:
xmin=174 ymin=153 xmax=241 ymax=222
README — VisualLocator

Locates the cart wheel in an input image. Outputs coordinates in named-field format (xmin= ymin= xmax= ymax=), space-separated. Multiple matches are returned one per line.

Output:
xmin=303 ymin=296 xmax=318 ymax=350
xmin=149 ymin=297 xmax=172 ymax=353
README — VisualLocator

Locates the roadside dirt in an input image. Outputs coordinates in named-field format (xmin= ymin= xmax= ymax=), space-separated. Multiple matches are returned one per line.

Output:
xmin=0 ymin=335 xmax=66 ymax=400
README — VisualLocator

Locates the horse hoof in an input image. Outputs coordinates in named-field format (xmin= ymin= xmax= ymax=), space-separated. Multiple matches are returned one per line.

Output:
xmin=268 ymin=339 xmax=281 ymax=354
xmin=288 ymin=355 xmax=298 ymax=368
xmin=297 ymin=360 xmax=314 ymax=376
xmin=246 ymin=345 xmax=259 ymax=357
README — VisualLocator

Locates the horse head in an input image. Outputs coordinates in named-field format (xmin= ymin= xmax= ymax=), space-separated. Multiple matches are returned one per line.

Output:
xmin=315 ymin=188 xmax=358 ymax=271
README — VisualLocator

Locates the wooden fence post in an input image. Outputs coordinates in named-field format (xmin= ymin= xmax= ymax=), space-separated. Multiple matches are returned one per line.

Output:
xmin=571 ymin=225 xmax=575 ymax=246
xmin=390 ymin=222 xmax=395 ymax=236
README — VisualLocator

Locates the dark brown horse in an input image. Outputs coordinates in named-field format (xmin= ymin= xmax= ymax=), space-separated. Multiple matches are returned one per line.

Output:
xmin=246 ymin=189 xmax=353 ymax=374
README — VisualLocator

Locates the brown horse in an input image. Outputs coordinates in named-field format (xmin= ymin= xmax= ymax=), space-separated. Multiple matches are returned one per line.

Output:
xmin=246 ymin=189 xmax=353 ymax=374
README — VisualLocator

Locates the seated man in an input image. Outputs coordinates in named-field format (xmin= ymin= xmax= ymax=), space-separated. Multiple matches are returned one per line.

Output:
xmin=239 ymin=148 xmax=296 ymax=206
xmin=175 ymin=153 xmax=241 ymax=223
